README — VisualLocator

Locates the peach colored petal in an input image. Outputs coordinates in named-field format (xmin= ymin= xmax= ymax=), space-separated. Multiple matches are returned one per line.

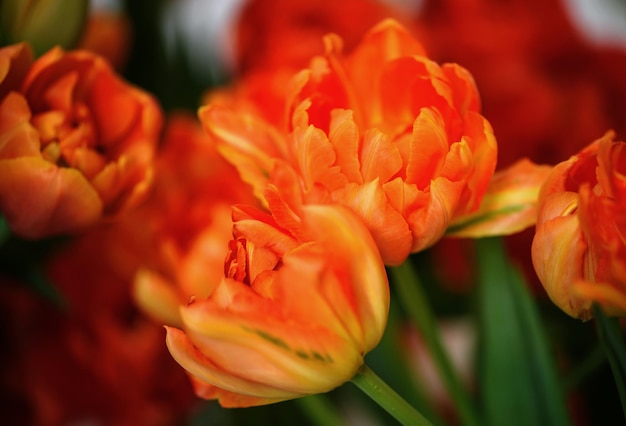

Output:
xmin=406 ymin=107 xmax=449 ymax=187
xmin=533 ymin=189 xmax=592 ymax=319
xmin=408 ymin=177 xmax=463 ymax=253
xmin=0 ymin=43 xmax=32 ymax=99
xmin=72 ymin=146 xmax=107 ymax=179
xmin=458 ymin=112 xmax=498 ymax=212
xmin=448 ymin=158 xmax=553 ymax=237
xmin=289 ymin=124 xmax=347 ymax=191
xmin=134 ymin=269 xmax=184 ymax=328
xmin=377 ymin=57 xmax=451 ymax=135
xmin=288 ymin=54 xmax=354 ymax=133
xmin=0 ymin=157 xmax=102 ymax=238
xmin=381 ymin=177 xmax=420 ymax=219
xmin=345 ymin=19 xmax=426 ymax=95
xmin=359 ymin=128 xmax=402 ymax=183
xmin=335 ymin=180 xmax=412 ymax=265
xmin=301 ymin=204 xmax=389 ymax=350
xmin=441 ymin=63 xmax=481 ymax=117
xmin=231 ymin=205 xmax=300 ymax=255
xmin=42 ymin=69 xmax=78 ymax=112
xmin=20 ymin=46 xmax=65 ymax=91
xmin=190 ymin=376 xmax=282 ymax=408
xmin=264 ymin=185 xmax=307 ymax=242
xmin=0 ymin=92 xmax=40 ymax=158
xmin=90 ymin=160 xmax=123 ymax=205
xmin=166 ymin=326 xmax=297 ymax=400
xmin=575 ymin=280 xmax=626 ymax=317
xmin=178 ymin=216 xmax=234 ymax=299
xmin=180 ymin=286 xmax=361 ymax=394
xmin=200 ymin=105 xmax=287 ymax=200
xmin=89 ymin=69 xmax=143 ymax=144
xmin=328 ymin=109 xmax=362 ymax=183
xmin=441 ymin=139 xmax=473 ymax=186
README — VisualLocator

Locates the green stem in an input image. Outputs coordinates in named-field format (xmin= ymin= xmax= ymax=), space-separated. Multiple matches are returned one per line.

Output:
xmin=593 ymin=304 xmax=626 ymax=419
xmin=295 ymin=394 xmax=344 ymax=426
xmin=351 ymin=364 xmax=433 ymax=426
xmin=390 ymin=261 xmax=480 ymax=426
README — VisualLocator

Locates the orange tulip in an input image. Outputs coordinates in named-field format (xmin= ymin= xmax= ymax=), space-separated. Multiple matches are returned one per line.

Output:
xmin=165 ymin=202 xmax=389 ymax=407
xmin=132 ymin=113 xmax=257 ymax=327
xmin=532 ymin=132 xmax=626 ymax=320
xmin=201 ymin=19 xmax=497 ymax=265
xmin=0 ymin=42 xmax=161 ymax=238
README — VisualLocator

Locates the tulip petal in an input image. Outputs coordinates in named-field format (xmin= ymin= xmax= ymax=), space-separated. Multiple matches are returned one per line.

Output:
xmin=189 ymin=375 xmax=283 ymax=408
xmin=200 ymin=105 xmax=287 ymax=201
xmin=345 ymin=19 xmax=427 ymax=121
xmin=301 ymin=204 xmax=389 ymax=350
xmin=575 ymin=281 xmax=626 ymax=318
xmin=0 ymin=43 xmax=32 ymax=100
xmin=0 ymin=92 xmax=40 ymax=158
xmin=532 ymin=193 xmax=592 ymax=320
xmin=134 ymin=269 xmax=183 ymax=327
xmin=408 ymin=177 xmax=463 ymax=253
xmin=329 ymin=109 xmax=362 ymax=183
xmin=335 ymin=180 xmax=412 ymax=265
xmin=406 ymin=107 xmax=449 ymax=187
xmin=166 ymin=326 xmax=298 ymax=399
xmin=289 ymin=124 xmax=347 ymax=191
xmin=180 ymin=282 xmax=362 ymax=395
xmin=0 ymin=157 xmax=102 ymax=238
xmin=448 ymin=159 xmax=552 ymax=237
xmin=360 ymin=128 xmax=402 ymax=183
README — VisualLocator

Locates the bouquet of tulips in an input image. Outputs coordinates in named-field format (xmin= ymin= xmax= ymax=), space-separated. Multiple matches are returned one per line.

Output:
xmin=1 ymin=0 xmax=625 ymax=425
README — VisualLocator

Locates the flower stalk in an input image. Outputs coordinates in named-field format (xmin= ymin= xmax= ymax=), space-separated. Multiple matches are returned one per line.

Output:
xmin=351 ymin=364 xmax=433 ymax=426
xmin=390 ymin=261 xmax=481 ymax=426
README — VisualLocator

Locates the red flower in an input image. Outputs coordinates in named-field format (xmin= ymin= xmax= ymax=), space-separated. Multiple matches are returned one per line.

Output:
xmin=232 ymin=0 xmax=406 ymax=74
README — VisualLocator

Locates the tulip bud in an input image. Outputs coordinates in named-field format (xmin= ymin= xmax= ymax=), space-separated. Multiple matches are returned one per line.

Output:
xmin=1 ymin=0 xmax=89 ymax=55
xmin=532 ymin=132 xmax=626 ymax=320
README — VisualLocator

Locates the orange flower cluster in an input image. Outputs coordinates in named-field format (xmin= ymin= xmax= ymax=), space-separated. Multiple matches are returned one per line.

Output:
xmin=532 ymin=132 xmax=626 ymax=320
xmin=0 ymin=42 xmax=160 ymax=238
xmin=0 ymin=113 xmax=252 ymax=423
xmin=5 ymin=0 xmax=624 ymax=419
xmin=203 ymin=20 xmax=497 ymax=265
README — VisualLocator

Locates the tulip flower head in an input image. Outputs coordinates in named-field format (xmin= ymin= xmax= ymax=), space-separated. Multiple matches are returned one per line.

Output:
xmin=532 ymin=132 xmax=626 ymax=320
xmin=201 ymin=19 xmax=497 ymax=265
xmin=165 ymin=202 xmax=389 ymax=407
xmin=131 ymin=114 xmax=258 ymax=327
xmin=0 ymin=43 xmax=161 ymax=238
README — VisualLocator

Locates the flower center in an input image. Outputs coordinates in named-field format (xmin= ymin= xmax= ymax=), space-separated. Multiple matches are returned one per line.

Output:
xmin=32 ymin=102 xmax=107 ymax=180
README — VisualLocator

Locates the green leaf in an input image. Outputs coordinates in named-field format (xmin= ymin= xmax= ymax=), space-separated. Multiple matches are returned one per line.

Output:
xmin=476 ymin=237 xmax=570 ymax=426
